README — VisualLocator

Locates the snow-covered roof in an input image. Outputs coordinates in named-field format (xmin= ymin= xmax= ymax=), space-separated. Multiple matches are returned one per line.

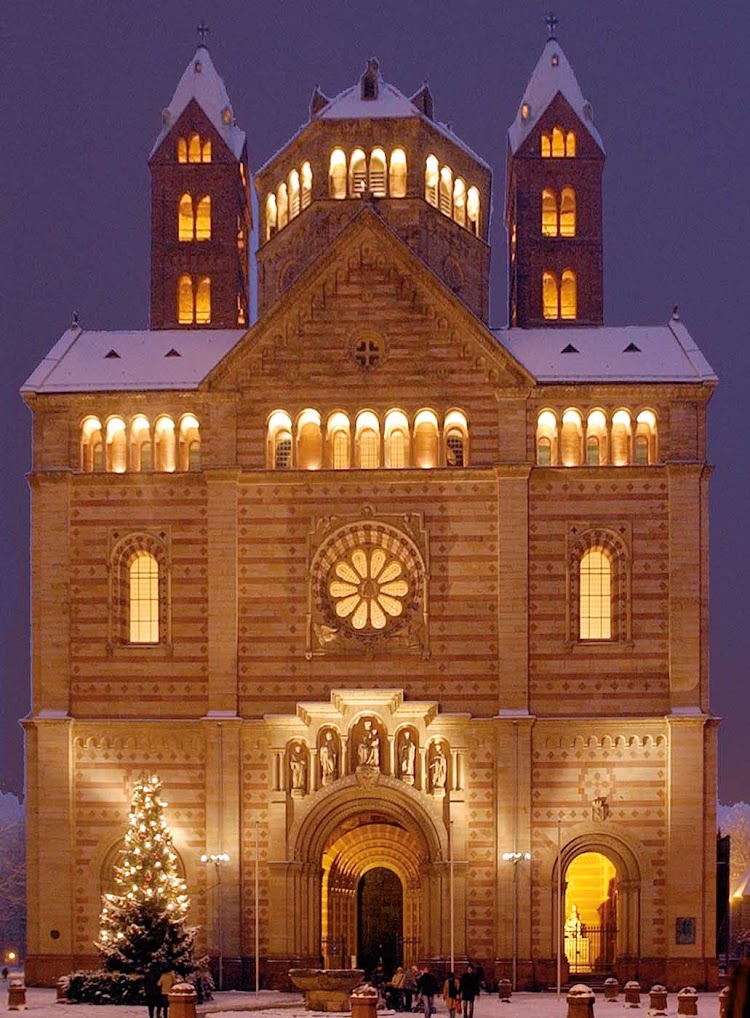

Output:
xmin=22 ymin=328 xmax=245 ymax=394
xmin=508 ymin=38 xmax=604 ymax=155
xmin=497 ymin=320 xmax=716 ymax=384
xmin=150 ymin=45 xmax=246 ymax=160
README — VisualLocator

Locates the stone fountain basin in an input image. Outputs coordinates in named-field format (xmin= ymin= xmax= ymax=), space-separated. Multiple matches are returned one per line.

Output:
xmin=289 ymin=969 xmax=365 ymax=1012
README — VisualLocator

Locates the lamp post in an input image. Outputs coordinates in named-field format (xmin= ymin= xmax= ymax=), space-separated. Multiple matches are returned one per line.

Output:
xmin=502 ymin=851 xmax=531 ymax=992
xmin=201 ymin=852 xmax=230 ymax=991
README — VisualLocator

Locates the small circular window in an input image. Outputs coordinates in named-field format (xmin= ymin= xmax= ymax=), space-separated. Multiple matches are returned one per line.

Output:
xmin=329 ymin=546 xmax=410 ymax=632
xmin=352 ymin=335 xmax=384 ymax=369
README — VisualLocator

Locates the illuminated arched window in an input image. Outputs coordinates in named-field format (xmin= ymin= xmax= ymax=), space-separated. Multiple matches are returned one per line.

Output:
xmin=195 ymin=196 xmax=211 ymax=240
xmin=389 ymin=148 xmax=407 ymax=197
xmin=289 ymin=170 xmax=301 ymax=219
xmin=350 ymin=149 xmax=367 ymax=196
xmin=301 ymin=162 xmax=313 ymax=209
xmin=384 ymin=410 xmax=409 ymax=469
xmin=635 ymin=410 xmax=657 ymax=465
xmin=369 ymin=148 xmax=387 ymax=196
xmin=541 ymin=133 xmax=552 ymax=158
xmin=297 ymin=409 xmax=322 ymax=470
xmin=356 ymin=411 xmax=380 ymax=469
xmin=266 ymin=193 xmax=278 ymax=240
xmin=81 ymin=416 xmax=103 ymax=472
xmin=277 ymin=183 xmax=289 ymax=229
xmin=560 ymin=187 xmax=576 ymax=237
xmin=177 ymin=137 xmax=188 ymax=163
xmin=188 ymin=133 xmax=202 ymax=163
xmin=566 ymin=132 xmax=576 ymax=157
xmin=536 ymin=410 xmax=557 ymax=465
xmin=178 ymin=194 xmax=194 ymax=241
xmin=542 ymin=189 xmax=557 ymax=237
xmin=330 ymin=149 xmax=347 ymax=199
xmin=130 ymin=415 xmax=152 ymax=472
xmin=154 ymin=416 xmax=176 ymax=472
xmin=552 ymin=127 xmax=565 ymax=157
xmin=467 ymin=187 xmax=480 ymax=235
xmin=129 ymin=551 xmax=160 ymax=644
xmin=445 ymin=410 xmax=468 ymax=467
xmin=579 ymin=547 xmax=612 ymax=640
xmin=179 ymin=415 xmax=200 ymax=471
xmin=268 ymin=411 xmax=293 ymax=468
xmin=195 ymin=277 xmax=211 ymax=324
xmin=414 ymin=409 xmax=439 ymax=468
xmin=561 ymin=409 xmax=582 ymax=466
xmin=439 ymin=166 xmax=453 ymax=217
xmin=106 ymin=417 xmax=127 ymax=473
xmin=178 ymin=274 xmax=194 ymax=324
xmin=425 ymin=155 xmax=439 ymax=206
xmin=202 ymin=138 xmax=212 ymax=162
xmin=453 ymin=178 xmax=467 ymax=227
xmin=327 ymin=412 xmax=351 ymax=469
xmin=611 ymin=410 xmax=632 ymax=466
xmin=543 ymin=271 xmax=558 ymax=320
xmin=586 ymin=410 xmax=607 ymax=466
xmin=560 ymin=269 xmax=577 ymax=320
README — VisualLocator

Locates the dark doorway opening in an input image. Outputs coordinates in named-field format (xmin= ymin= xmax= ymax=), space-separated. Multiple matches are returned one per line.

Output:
xmin=357 ymin=867 xmax=403 ymax=978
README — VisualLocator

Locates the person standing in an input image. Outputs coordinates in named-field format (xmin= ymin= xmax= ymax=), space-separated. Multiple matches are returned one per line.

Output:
xmin=442 ymin=972 xmax=460 ymax=1018
xmin=144 ymin=969 xmax=164 ymax=1018
xmin=418 ymin=966 xmax=439 ymax=1018
xmin=403 ymin=965 xmax=418 ymax=1012
xmin=157 ymin=970 xmax=176 ymax=1017
xmin=459 ymin=964 xmax=480 ymax=1018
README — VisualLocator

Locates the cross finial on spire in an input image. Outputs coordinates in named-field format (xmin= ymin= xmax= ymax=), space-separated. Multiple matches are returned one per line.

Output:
xmin=196 ymin=19 xmax=209 ymax=46
xmin=546 ymin=12 xmax=559 ymax=38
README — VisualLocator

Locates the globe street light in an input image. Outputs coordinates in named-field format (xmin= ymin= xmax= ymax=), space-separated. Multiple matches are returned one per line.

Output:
xmin=502 ymin=851 xmax=531 ymax=991
xmin=201 ymin=853 xmax=230 ymax=990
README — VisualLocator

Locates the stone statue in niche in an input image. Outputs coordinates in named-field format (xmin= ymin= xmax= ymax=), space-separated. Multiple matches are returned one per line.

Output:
xmin=398 ymin=730 xmax=417 ymax=785
xmin=429 ymin=743 xmax=448 ymax=795
xmin=319 ymin=730 xmax=339 ymax=786
xmin=357 ymin=718 xmax=380 ymax=768
xmin=290 ymin=744 xmax=307 ymax=795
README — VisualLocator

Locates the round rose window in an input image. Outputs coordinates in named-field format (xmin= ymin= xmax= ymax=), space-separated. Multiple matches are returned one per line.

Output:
xmin=328 ymin=546 xmax=410 ymax=632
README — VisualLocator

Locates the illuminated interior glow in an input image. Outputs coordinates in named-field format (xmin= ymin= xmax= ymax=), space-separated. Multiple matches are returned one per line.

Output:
xmin=580 ymin=547 xmax=612 ymax=640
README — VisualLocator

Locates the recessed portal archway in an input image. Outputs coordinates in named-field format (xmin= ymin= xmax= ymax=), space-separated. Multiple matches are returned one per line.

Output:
xmin=564 ymin=851 xmax=618 ymax=973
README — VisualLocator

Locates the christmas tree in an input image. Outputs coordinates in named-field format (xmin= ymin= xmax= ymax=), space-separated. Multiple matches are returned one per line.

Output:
xmin=97 ymin=773 xmax=197 ymax=975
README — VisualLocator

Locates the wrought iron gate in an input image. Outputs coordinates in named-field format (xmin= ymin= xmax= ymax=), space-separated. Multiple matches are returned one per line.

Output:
xmin=566 ymin=926 xmax=617 ymax=974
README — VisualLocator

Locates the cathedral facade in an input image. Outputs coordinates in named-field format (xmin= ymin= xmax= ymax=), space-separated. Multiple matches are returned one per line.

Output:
xmin=23 ymin=30 xmax=718 ymax=991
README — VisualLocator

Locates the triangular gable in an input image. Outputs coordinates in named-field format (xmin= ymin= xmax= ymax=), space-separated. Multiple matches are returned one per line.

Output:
xmin=150 ymin=97 xmax=243 ymax=165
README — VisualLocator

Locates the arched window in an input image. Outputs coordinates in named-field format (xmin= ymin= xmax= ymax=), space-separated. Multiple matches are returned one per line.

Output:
xmin=265 ymin=193 xmax=278 ymax=240
xmin=439 ymin=166 xmax=453 ymax=217
xmin=106 ymin=417 xmax=127 ymax=473
xmin=301 ymin=162 xmax=313 ymax=209
xmin=195 ymin=196 xmax=211 ymax=240
xmin=350 ymin=149 xmax=367 ymax=195
xmin=611 ymin=410 xmax=632 ymax=466
xmin=384 ymin=410 xmax=410 ymax=469
xmin=425 ymin=155 xmax=439 ymax=206
xmin=444 ymin=410 xmax=468 ymax=467
xmin=541 ymin=133 xmax=552 ymax=158
xmin=81 ymin=416 xmax=104 ymax=472
xmin=177 ymin=137 xmax=188 ymax=163
xmin=188 ymin=133 xmax=202 ymax=163
xmin=560 ymin=269 xmax=577 ymax=319
xmin=202 ymin=138 xmax=212 ymax=162
xmin=195 ymin=277 xmax=211 ymax=324
xmin=129 ymin=551 xmax=160 ymax=644
xmin=369 ymin=148 xmax=387 ymax=196
xmin=288 ymin=170 xmax=301 ymax=219
xmin=453 ymin=178 xmax=467 ymax=227
xmin=130 ymin=415 xmax=152 ymax=472
xmin=327 ymin=412 xmax=351 ymax=469
xmin=542 ymin=189 xmax=557 ymax=236
xmin=329 ymin=149 xmax=347 ymax=199
xmin=467 ymin=186 xmax=480 ymax=235
xmin=277 ymin=183 xmax=289 ymax=229
xmin=178 ymin=194 xmax=194 ymax=241
xmin=356 ymin=411 xmax=380 ymax=469
xmin=635 ymin=410 xmax=657 ymax=465
xmin=586 ymin=410 xmax=607 ymax=466
xmin=268 ymin=410 xmax=293 ymax=468
xmin=560 ymin=187 xmax=576 ymax=237
xmin=579 ymin=547 xmax=612 ymax=640
xmin=297 ymin=409 xmax=323 ymax=470
xmin=389 ymin=148 xmax=407 ymax=197
xmin=561 ymin=409 xmax=582 ymax=466
xmin=179 ymin=414 xmax=200 ymax=471
xmin=414 ymin=409 xmax=439 ymax=468
xmin=552 ymin=127 xmax=565 ymax=157
xmin=178 ymin=274 xmax=194 ymax=324
xmin=154 ymin=416 xmax=176 ymax=472
xmin=536 ymin=410 xmax=557 ymax=465
xmin=566 ymin=132 xmax=576 ymax=157
xmin=543 ymin=271 xmax=558 ymax=320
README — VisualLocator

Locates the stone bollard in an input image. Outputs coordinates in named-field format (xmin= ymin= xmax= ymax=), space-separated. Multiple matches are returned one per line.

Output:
xmin=648 ymin=985 xmax=668 ymax=1016
xmin=497 ymin=979 xmax=512 ymax=1003
xmin=168 ymin=981 xmax=197 ymax=1018
xmin=624 ymin=981 xmax=641 ymax=1008
xmin=603 ymin=977 xmax=619 ymax=1002
xmin=719 ymin=985 xmax=730 ymax=1018
xmin=677 ymin=987 xmax=698 ymax=1016
xmin=351 ymin=983 xmax=378 ymax=1018
xmin=566 ymin=982 xmax=595 ymax=1018
xmin=8 ymin=979 xmax=27 ymax=1011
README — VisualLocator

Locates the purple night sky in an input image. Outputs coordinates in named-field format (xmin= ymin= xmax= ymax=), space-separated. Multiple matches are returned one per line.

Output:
xmin=2 ymin=1 xmax=747 ymax=801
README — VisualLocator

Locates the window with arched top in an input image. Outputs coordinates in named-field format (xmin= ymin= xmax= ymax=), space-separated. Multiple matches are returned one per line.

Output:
xmin=560 ymin=187 xmax=576 ymax=237
xmin=542 ymin=189 xmax=557 ymax=236
xmin=177 ymin=137 xmax=188 ymax=163
xmin=541 ymin=134 xmax=551 ymax=158
xmin=277 ymin=183 xmax=289 ymax=229
xmin=611 ymin=410 xmax=632 ymax=466
xmin=288 ymin=170 xmax=301 ymax=219
xmin=130 ymin=415 xmax=152 ymax=472
xmin=129 ymin=551 xmax=160 ymax=644
xmin=444 ymin=410 xmax=468 ymax=467
xmin=389 ymin=148 xmax=407 ymax=197
xmin=106 ymin=417 xmax=127 ymax=474
xmin=268 ymin=410 xmax=293 ymax=469
xmin=414 ymin=409 xmax=439 ymax=468
xmin=179 ymin=415 xmax=200 ymax=471
xmin=265 ymin=193 xmax=278 ymax=240
xmin=369 ymin=148 xmax=387 ymax=196
xmin=635 ymin=410 xmax=657 ymax=465
xmin=560 ymin=269 xmax=577 ymax=319
xmin=154 ymin=416 xmax=176 ymax=472
xmin=188 ymin=133 xmax=202 ymax=163
xmin=297 ymin=409 xmax=323 ymax=470
xmin=356 ymin=411 xmax=380 ymax=468
xmin=178 ymin=275 xmax=193 ymax=324
xmin=536 ymin=410 xmax=558 ymax=465
xmin=425 ymin=155 xmax=439 ymax=206
xmin=467 ymin=187 xmax=480 ymax=235
xmin=568 ymin=528 xmax=630 ymax=645
xmin=439 ymin=166 xmax=453 ymax=217
xmin=329 ymin=149 xmax=347 ymax=199
xmin=552 ymin=127 xmax=565 ymax=157
xmin=586 ymin=410 xmax=607 ymax=466
xmin=327 ymin=412 xmax=351 ymax=469
xmin=301 ymin=162 xmax=313 ymax=209
xmin=453 ymin=178 xmax=467 ymax=227
xmin=384 ymin=410 xmax=410 ymax=469
xmin=195 ymin=196 xmax=211 ymax=240
xmin=561 ymin=409 xmax=582 ymax=466
xmin=543 ymin=271 xmax=558 ymax=319
xmin=566 ymin=132 xmax=576 ymax=157
xmin=178 ymin=194 xmax=194 ymax=241
xmin=579 ymin=547 xmax=612 ymax=640
xmin=110 ymin=532 xmax=169 ymax=646
xmin=80 ymin=416 xmax=104 ymax=472
xmin=350 ymin=149 xmax=367 ymax=195
xmin=194 ymin=277 xmax=211 ymax=324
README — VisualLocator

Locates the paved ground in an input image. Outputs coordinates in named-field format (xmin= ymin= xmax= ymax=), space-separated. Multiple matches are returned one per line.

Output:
xmin=2 ymin=986 xmax=724 ymax=1018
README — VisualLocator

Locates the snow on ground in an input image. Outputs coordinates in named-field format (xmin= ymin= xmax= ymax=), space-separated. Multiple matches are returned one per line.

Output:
xmin=3 ymin=986 xmax=725 ymax=1018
